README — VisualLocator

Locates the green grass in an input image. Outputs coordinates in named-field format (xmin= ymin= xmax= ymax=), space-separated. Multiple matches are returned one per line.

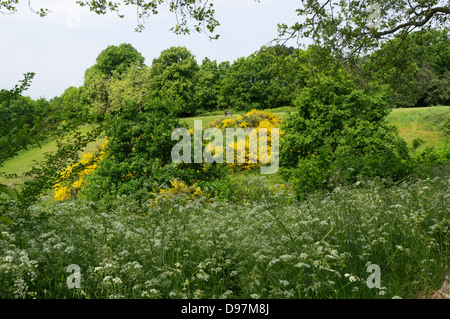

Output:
xmin=387 ymin=105 xmax=450 ymax=149
xmin=0 ymin=124 xmax=107 ymax=186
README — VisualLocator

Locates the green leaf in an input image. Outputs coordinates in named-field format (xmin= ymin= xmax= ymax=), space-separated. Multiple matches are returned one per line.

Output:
xmin=0 ymin=183 xmax=23 ymax=201
xmin=0 ymin=216 xmax=13 ymax=226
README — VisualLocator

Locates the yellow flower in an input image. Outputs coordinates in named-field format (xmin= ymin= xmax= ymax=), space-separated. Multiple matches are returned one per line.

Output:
xmin=53 ymin=141 xmax=108 ymax=201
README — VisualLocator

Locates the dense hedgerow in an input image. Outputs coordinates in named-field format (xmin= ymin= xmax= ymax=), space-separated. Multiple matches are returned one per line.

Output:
xmin=0 ymin=173 xmax=448 ymax=299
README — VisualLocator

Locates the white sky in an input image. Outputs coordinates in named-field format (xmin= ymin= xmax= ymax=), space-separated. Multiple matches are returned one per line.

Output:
xmin=0 ymin=0 xmax=302 ymax=100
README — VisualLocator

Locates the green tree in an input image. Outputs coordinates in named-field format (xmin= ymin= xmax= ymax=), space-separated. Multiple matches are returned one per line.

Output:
xmin=278 ymin=0 xmax=449 ymax=63
xmin=218 ymin=45 xmax=307 ymax=111
xmin=83 ymin=66 xmax=110 ymax=118
xmin=194 ymin=57 xmax=221 ymax=112
xmin=50 ymin=86 xmax=89 ymax=121
xmin=83 ymin=43 xmax=146 ymax=116
xmin=92 ymin=43 xmax=145 ymax=78
xmin=367 ymin=29 xmax=450 ymax=107
xmin=148 ymin=46 xmax=200 ymax=116
xmin=108 ymin=62 xmax=151 ymax=113
xmin=281 ymin=69 xmax=412 ymax=199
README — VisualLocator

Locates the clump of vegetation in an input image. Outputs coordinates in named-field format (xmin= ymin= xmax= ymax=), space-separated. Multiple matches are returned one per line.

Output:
xmin=1 ymin=20 xmax=449 ymax=301
xmin=281 ymin=71 xmax=413 ymax=199
xmin=53 ymin=141 xmax=108 ymax=201
xmin=208 ymin=109 xmax=282 ymax=172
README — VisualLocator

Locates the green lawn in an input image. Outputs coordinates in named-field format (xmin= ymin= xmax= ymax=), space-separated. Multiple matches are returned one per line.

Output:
xmin=386 ymin=105 xmax=450 ymax=148
xmin=0 ymin=124 xmax=107 ymax=187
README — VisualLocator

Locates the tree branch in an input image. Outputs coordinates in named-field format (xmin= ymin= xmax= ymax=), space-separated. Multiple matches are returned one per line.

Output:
xmin=373 ymin=7 xmax=450 ymax=38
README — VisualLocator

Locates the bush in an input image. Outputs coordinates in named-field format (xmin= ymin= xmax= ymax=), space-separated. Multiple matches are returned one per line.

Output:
xmin=78 ymin=98 xmax=228 ymax=203
xmin=208 ymin=109 xmax=282 ymax=172
xmin=281 ymin=73 xmax=413 ymax=199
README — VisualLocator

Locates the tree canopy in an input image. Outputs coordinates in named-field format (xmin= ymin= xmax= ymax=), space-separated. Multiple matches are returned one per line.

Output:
xmin=277 ymin=0 xmax=449 ymax=62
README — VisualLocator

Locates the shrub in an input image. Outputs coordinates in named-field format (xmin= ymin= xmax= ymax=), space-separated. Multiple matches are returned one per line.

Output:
xmin=208 ymin=109 xmax=283 ymax=172
xmin=81 ymin=99 xmax=228 ymax=203
xmin=281 ymin=73 xmax=413 ymax=199
xmin=53 ymin=141 xmax=108 ymax=201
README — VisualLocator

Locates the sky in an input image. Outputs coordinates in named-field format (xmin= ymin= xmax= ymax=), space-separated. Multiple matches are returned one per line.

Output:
xmin=0 ymin=0 xmax=302 ymax=100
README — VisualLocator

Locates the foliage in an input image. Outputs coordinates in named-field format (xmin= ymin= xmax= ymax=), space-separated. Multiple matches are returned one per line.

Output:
xmin=148 ymin=46 xmax=200 ymax=116
xmin=53 ymin=141 xmax=108 ymax=201
xmin=107 ymin=62 xmax=151 ymax=113
xmin=281 ymin=71 xmax=413 ymax=199
xmin=413 ymin=114 xmax=450 ymax=175
xmin=0 ymin=73 xmax=52 ymax=164
xmin=0 ymin=74 xmax=104 ymax=205
xmin=83 ymin=67 xmax=110 ymax=118
xmin=207 ymin=109 xmax=282 ymax=172
xmin=444 ymin=115 xmax=450 ymax=138
xmin=49 ymin=86 xmax=90 ymax=121
xmin=80 ymin=99 xmax=180 ymax=201
xmin=90 ymin=43 xmax=146 ymax=78
xmin=19 ymin=123 xmax=103 ymax=202
xmin=278 ymin=0 xmax=449 ymax=63
xmin=218 ymin=46 xmax=305 ymax=111
xmin=79 ymin=98 xmax=227 ymax=202
xmin=0 ymin=173 xmax=448 ymax=299
xmin=147 ymin=179 xmax=209 ymax=211
xmin=367 ymin=29 xmax=450 ymax=107
xmin=83 ymin=44 xmax=146 ymax=117
xmin=76 ymin=0 xmax=220 ymax=36
xmin=193 ymin=57 xmax=223 ymax=113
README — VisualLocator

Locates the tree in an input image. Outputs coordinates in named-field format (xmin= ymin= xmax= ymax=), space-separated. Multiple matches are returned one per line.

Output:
xmin=277 ymin=0 xmax=449 ymax=62
xmin=367 ymin=29 xmax=450 ymax=107
xmin=108 ymin=62 xmax=151 ymax=113
xmin=148 ymin=46 xmax=200 ymax=116
xmin=83 ymin=43 xmax=146 ymax=116
xmin=218 ymin=45 xmax=307 ymax=111
xmin=280 ymin=66 xmax=412 ymax=199
xmin=50 ymin=86 xmax=89 ymax=121
xmin=194 ymin=58 xmax=221 ymax=112
xmin=91 ymin=43 xmax=145 ymax=78
xmin=83 ymin=66 xmax=110 ymax=117
xmin=0 ymin=0 xmax=220 ymax=37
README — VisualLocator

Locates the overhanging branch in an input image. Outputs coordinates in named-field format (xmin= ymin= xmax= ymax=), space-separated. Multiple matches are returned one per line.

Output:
xmin=373 ymin=7 xmax=450 ymax=38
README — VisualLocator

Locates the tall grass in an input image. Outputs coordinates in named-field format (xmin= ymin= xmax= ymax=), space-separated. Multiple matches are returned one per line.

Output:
xmin=1 ymin=172 xmax=448 ymax=299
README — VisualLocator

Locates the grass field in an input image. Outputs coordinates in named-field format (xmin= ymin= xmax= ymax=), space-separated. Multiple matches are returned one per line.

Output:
xmin=386 ymin=106 xmax=449 ymax=148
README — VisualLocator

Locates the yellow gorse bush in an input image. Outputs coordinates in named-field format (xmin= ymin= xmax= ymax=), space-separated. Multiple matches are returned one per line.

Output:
xmin=54 ymin=141 xmax=108 ymax=201
xmin=147 ymin=179 xmax=208 ymax=212
xmin=209 ymin=109 xmax=283 ymax=171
